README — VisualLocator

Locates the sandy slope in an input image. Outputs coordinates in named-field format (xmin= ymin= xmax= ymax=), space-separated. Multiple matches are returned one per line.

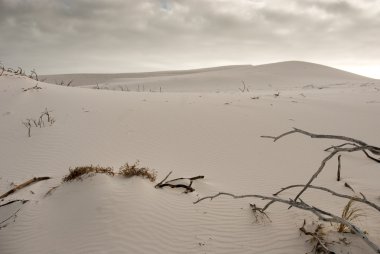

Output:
xmin=41 ymin=61 xmax=375 ymax=92
xmin=1 ymin=66 xmax=380 ymax=253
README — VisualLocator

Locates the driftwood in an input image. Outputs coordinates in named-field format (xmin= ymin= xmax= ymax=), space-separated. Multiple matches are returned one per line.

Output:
xmin=194 ymin=192 xmax=380 ymax=253
xmin=261 ymin=128 xmax=380 ymax=201
xmin=0 ymin=177 xmax=51 ymax=199
xmin=155 ymin=171 xmax=204 ymax=193
xmin=273 ymin=184 xmax=380 ymax=213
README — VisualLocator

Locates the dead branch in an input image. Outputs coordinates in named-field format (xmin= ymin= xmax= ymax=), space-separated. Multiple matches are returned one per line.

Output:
xmin=0 ymin=199 xmax=29 ymax=207
xmin=261 ymin=128 xmax=379 ymax=201
xmin=0 ymin=177 xmax=51 ymax=199
xmin=155 ymin=171 xmax=204 ymax=193
xmin=273 ymin=184 xmax=380 ymax=212
xmin=261 ymin=128 xmax=380 ymax=156
xmin=325 ymin=143 xmax=380 ymax=163
xmin=299 ymin=219 xmax=334 ymax=254
xmin=194 ymin=192 xmax=380 ymax=253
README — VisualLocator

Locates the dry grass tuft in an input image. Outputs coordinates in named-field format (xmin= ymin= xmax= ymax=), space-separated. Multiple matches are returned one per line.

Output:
xmin=337 ymin=199 xmax=364 ymax=233
xmin=62 ymin=165 xmax=114 ymax=182
xmin=119 ymin=162 xmax=157 ymax=182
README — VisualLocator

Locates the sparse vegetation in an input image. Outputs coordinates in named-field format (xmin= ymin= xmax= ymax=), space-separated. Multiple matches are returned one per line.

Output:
xmin=337 ymin=199 xmax=364 ymax=233
xmin=0 ymin=62 xmax=39 ymax=81
xmin=62 ymin=162 xmax=156 ymax=183
xmin=119 ymin=162 xmax=156 ymax=182
xmin=22 ymin=108 xmax=55 ymax=137
xmin=62 ymin=165 xmax=114 ymax=182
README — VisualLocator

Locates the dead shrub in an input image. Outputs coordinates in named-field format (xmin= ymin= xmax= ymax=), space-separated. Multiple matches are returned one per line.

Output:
xmin=62 ymin=165 xmax=114 ymax=182
xmin=119 ymin=162 xmax=156 ymax=182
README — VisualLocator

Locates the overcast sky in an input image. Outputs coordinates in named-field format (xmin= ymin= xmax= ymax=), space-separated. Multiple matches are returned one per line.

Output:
xmin=0 ymin=0 xmax=379 ymax=78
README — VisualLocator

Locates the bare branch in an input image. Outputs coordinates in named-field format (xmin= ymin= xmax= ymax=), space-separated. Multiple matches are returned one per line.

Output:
xmin=273 ymin=184 xmax=380 ymax=212
xmin=0 ymin=199 xmax=29 ymax=208
xmin=194 ymin=192 xmax=380 ymax=253
xmin=261 ymin=128 xmax=379 ymax=201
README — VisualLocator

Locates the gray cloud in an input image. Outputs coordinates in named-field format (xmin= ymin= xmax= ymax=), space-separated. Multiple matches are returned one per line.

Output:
xmin=0 ymin=0 xmax=379 ymax=77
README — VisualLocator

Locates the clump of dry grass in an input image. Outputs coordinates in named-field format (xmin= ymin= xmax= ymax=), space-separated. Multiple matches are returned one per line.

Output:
xmin=62 ymin=165 xmax=114 ymax=182
xmin=337 ymin=199 xmax=364 ymax=233
xmin=119 ymin=162 xmax=156 ymax=182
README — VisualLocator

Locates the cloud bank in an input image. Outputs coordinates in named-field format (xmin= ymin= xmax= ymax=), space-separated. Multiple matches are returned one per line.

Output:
xmin=0 ymin=0 xmax=379 ymax=77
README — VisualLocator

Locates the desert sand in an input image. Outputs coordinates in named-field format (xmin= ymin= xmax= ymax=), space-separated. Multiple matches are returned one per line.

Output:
xmin=1 ymin=61 xmax=380 ymax=253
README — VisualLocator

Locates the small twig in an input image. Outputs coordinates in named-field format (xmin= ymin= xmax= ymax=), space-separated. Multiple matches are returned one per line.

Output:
xmin=44 ymin=186 xmax=60 ymax=197
xmin=344 ymin=182 xmax=355 ymax=192
xmin=337 ymin=155 xmax=342 ymax=181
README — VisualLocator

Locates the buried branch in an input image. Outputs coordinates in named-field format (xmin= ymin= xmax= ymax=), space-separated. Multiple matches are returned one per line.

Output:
xmin=155 ymin=171 xmax=204 ymax=193
xmin=194 ymin=192 xmax=380 ymax=253
xmin=0 ymin=177 xmax=51 ymax=199
xmin=299 ymin=219 xmax=334 ymax=254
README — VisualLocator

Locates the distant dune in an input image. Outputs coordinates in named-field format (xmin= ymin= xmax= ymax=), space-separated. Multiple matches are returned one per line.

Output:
xmin=41 ymin=61 xmax=375 ymax=92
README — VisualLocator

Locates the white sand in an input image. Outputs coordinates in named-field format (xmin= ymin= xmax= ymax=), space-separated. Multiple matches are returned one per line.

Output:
xmin=1 ymin=62 xmax=380 ymax=253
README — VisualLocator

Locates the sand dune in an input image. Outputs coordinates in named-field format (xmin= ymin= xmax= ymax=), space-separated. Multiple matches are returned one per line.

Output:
xmin=1 ymin=65 xmax=380 ymax=253
xmin=41 ymin=61 xmax=376 ymax=92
